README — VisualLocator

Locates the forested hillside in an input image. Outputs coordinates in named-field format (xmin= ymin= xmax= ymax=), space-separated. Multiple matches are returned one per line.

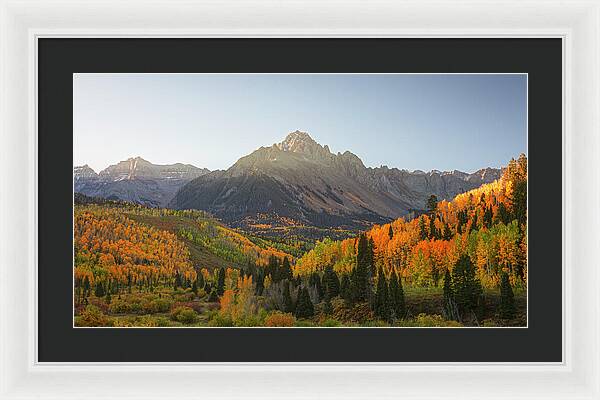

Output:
xmin=74 ymin=155 xmax=527 ymax=327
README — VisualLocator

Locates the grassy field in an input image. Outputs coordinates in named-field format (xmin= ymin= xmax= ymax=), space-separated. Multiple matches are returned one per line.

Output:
xmin=75 ymin=285 xmax=526 ymax=328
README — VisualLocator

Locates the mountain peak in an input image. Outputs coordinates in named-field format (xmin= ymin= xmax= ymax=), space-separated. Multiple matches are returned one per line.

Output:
xmin=277 ymin=130 xmax=320 ymax=152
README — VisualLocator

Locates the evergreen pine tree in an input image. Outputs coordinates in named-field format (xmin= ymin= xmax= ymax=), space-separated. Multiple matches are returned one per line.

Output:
xmin=374 ymin=267 xmax=391 ymax=321
xmin=351 ymin=234 xmax=372 ymax=302
xmin=192 ymin=279 xmax=198 ymax=296
xmin=83 ymin=276 xmax=90 ymax=298
xmin=282 ymin=281 xmax=293 ymax=313
xmin=197 ymin=272 xmax=204 ymax=289
xmin=105 ymin=289 xmax=112 ymax=304
xmin=94 ymin=282 xmax=105 ymax=298
xmin=483 ymin=206 xmax=493 ymax=228
xmin=367 ymin=237 xmax=376 ymax=277
xmin=499 ymin=272 xmax=516 ymax=319
xmin=322 ymin=266 xmax=340 ymax=298
xmin=254 ymin=272 xmax=264 ymax=296
xmin=442 ymin=268 xmax=457 ymax=320
xmin=419 ymin=216 xmax=428 ymax=240
xmin=388 ymin=270 xmax=405 ymax=319
xmin=388 ymin=225 xmax=394 ymax=239
xmin=216 ymin=267 xmax=226 ymax=296
xmin=427 ymin=194 xmax=438 ymax=214
xmin=267 ymin=255 xmax=280 ymax=282
xmin=442 ymin=222 xmax=452 ymax=240
xmin=295 ymin=287 xmax=314 ymax=318
xmin=452 ymin=255 xmax=483 ymax=319
xmin=309 ymin=272 xmax=323 ymax=301
xmin=280 ymin=257 xmax=293 ymax=281
xmin=340 ymin=274 xmax=352 ymax=304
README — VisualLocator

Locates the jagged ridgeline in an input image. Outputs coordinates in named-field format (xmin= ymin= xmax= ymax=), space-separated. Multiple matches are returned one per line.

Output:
xmin=294 ymin=154 xmax=528 ymax=289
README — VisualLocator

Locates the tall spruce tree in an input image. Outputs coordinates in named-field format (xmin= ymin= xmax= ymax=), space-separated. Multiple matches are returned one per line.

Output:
xmin=388 ymin=270 xmax=405 ymax=319
xmin=442 ymin=268 xmax=457 ymax=320
xmin=419 ymin=216 xmax=428 ymax=240
xmin=352 ymin=234 xmax=370 ymax=302
xmin=280 ymin=257 xmax=293 ymax=281
xmin=267 ymin=255 xmax=280 ymax=282
xmin=83 ymin=276 xmax=91 ymax=298
xmin=196 ymin=272 xmax=205 ymax=290
xmin=452 ymin=255 xmax=483 ymax=319
xmin=282 ymin=281 xmax=294 ymax=313
xmin=374 ymin=267 xmax=391 ymax=322
xmin=340 ymin=274 xmax=352 ymax=303
xmin=322 ymin=266 xmax=340 ymax=298
xmin=309 ymin=272 xmax=323 ymax=301
xmin=216 ymin=267 xmax=226 ymax=296
xmin=388 ymin=225 xmax=394 ymax=240
xmin=427 ymin=194 xmax=438 ymax=214
xmin=295 ymin=287 xmax=314 ymax=318
xmin=499 ymin=272 xmax=516 ymax=319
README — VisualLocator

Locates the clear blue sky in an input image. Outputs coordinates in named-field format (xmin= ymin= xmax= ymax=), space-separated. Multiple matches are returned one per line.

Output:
xmin=74 ymin=73 xmax=526 ymax=173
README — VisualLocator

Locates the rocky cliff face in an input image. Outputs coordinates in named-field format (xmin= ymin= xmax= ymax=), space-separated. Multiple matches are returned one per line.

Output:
xmin=170 ymin=131 xmax=501 ymax=228
xmin=74 ymin=157 xmax=209 ymax=207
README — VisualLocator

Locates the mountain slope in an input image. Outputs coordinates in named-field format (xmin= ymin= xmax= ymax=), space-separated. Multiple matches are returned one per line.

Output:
xmin=171 ymin=131 xmax=501 ymax=229
xmin=74 ymin=157 xmax=210 ymax=207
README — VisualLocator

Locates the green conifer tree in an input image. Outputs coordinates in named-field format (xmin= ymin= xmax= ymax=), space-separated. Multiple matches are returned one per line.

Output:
xmin=374 ymin=267 xmax=391 ymax=321
xmin=419 ymin=216 xmax=428 ymax=240
xmin=452 ymin=255 xmax=483 ymax=319
xmin=352 ymin=235 xmax=370 ymax=302
xmin=388 ymin=270 xmax=405 ymax=319
xmin=281 ymin=257 xmax=293 ymax=281
xmin=309 ymin=272 xmax=323 ymax=301
xmin=94 ymin=282 xmax=105 ymax=298
xmin=340 ymin=274 xmax=352 ymax=304
xmin=216 ymin=267 xmax=226 ymax=296
xmin=499 ymin=272 xmax=516 ymax=319
xmin=295 ymin=287 xmax=314 ymax=318
xmin=322 ymin=266 xmax=340 ymax=298
xmin=282 ymin=281 xmax=293 ymax=313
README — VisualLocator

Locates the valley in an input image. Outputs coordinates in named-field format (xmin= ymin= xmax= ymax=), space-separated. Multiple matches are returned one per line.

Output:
xmin=73 ymin=133 xmax=527 ymax=327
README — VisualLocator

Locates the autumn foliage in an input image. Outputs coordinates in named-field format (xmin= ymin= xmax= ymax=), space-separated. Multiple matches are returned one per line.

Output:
xmin=295 ymin=154 xmax=528 ymax=289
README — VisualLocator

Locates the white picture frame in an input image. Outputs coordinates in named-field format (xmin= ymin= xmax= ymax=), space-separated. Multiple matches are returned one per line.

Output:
xmin=1 ymin=0 xmax=598 ymax=398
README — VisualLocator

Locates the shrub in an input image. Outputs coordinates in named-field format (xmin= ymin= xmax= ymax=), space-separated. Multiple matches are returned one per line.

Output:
xmin=108 ymin=299 xmax=132 ymax=314
xmin=77 ymin=305 xmax=112 ymax=327
xmin=414 ymin=313 xmax=463 ymax=327
xmin=170 ymin=306 xmax=198 ymax=324
xmin=142 ymin=298 xmax=173 ymax=314
xmin=294 ymin=320 xmax=316 ymax=327
xmin=207 ymin=311 xmax=233 ymax=327
xmin=321 ymin=318 xmax=342 ymax=327
xmin=264 ymin=311 xmax=296 ymax=327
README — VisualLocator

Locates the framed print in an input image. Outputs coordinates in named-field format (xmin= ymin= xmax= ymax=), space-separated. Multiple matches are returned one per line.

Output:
xmin=39 ymin=38 xmax=558 ymax=362
xmin=1 ymin=0 xmax=600 ymax=399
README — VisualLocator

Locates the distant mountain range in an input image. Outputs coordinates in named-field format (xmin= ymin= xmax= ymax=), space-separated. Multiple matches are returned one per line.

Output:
xmin=169 ymin=131 xmax=502 ymax=229
xmin=74 ymin=157 xmax=209 ymax=207
xmin=75 ymin=131 xmax=502 ymax=228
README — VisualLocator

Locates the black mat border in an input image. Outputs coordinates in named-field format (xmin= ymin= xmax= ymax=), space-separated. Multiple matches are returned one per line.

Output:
xmin=38 ymin=38 xmax=562 ymax=362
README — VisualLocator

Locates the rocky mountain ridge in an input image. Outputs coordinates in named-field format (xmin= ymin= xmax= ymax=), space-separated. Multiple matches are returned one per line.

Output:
xmin=74 ymin=157 xmax=209 ymax=207
xmin=170 ymin=131 xmax=502 ymax=229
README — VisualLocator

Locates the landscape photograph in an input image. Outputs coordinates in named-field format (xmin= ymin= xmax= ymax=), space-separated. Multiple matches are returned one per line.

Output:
xmin=73 ymin=73 xmax=527 ymax=328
